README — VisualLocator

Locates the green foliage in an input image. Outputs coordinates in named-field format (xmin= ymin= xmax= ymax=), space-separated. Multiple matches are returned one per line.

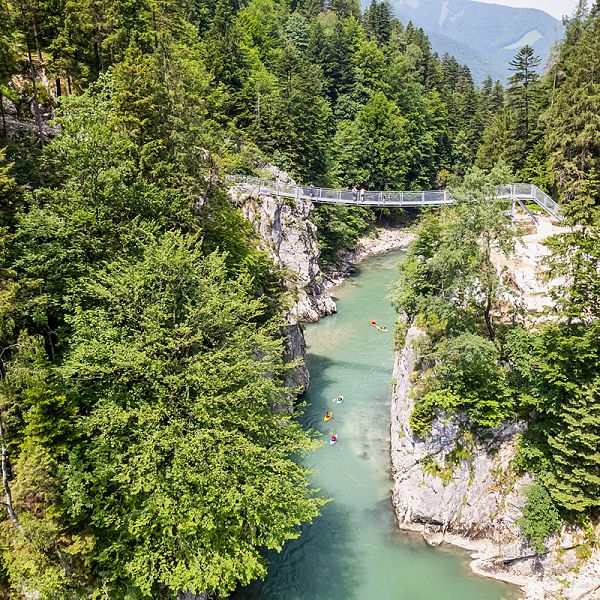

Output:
xmin=0 ymin=4 xmax=335 ymax=594
xmin=516 ymin=483 xmax=561 ymax=554
xmin=311 ymin=204 xmax=374 ymax=266
xmin=391 ymin=163 xmax=517 ymax=341
xmin=59 ymin=232 xmax=323 ymax=597
xmin=331 ymin=92 xmax=410 ymax=189
xmin=410 ymin=388 xmax=461 ymax=436
xmin=3 ymin=0 xmax=598 ymax=593
xmin=507 ymin=321 xmax=600 ymax=514
xmin=476 ymin=45 xmax=542 ymax=175
xmin=432 ymin=333 xmax=514 ymax=428
xmin=398 ymin=6 xmax=600 ymax=529
xmin=260 ymin=45 xmax=331 ymax=182
xmin=512 ymin=436 xmax=554 ymax=479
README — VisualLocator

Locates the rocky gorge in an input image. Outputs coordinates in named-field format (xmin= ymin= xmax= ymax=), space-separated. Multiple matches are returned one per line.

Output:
xmin=231 ymin=182 xmax=599 ymax=599
xmin=231 ymin=179 xmax=413 ymax=392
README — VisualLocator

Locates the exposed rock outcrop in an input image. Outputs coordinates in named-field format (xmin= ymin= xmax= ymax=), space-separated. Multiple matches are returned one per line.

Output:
xmin=391 ymin=331 xmax=600 ymax=600
xmin=231 ymin=183 xmax=336 ymax=393
xmin=233 ymin=189 xmax=336 ymax=323
xmin=492 ymin=214 xmax=569 ymax=316
xmin=389 ymin=216 xmax=600 ymax=600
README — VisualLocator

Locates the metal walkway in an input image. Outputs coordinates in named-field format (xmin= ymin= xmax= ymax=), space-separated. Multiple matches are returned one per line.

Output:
xmin=229 ymin=176 xmax=562 ymax=220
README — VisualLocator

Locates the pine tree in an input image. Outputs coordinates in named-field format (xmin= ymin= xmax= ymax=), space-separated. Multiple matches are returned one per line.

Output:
xmin=285 ymin=11 xmax=311 ymax=53
xmin=510 ymin=7 xmax=600 ymax=516
xmin=364 ymin=0 xmax=392 ymax=44
xmin=310 ymin=18 xmax=355 ymax=104
xmin=261 ymin=45 xmax=331 ymax=181
xmin=533 ymin=323 xmax=600 ymax=513
xmin=329 ymin=0 xmax=361 ymax=19
xmin=507 ymin=45 xmax=541 ymax=166
xmin=543 ymin=9 xmax=600 ymax=215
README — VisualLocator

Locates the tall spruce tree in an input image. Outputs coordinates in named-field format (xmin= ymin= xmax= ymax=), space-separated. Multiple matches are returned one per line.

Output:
xmin=507 ymin=45 xmax=541 ymax=167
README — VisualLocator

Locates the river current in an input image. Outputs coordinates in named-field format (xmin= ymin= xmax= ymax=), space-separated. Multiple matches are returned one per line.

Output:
xmin=237 ymin=252 xmax=517 ymax=600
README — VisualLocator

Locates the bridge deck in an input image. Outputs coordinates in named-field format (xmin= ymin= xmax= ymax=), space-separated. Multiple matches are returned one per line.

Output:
xmin=229 ymin=176 xmax=561 ymax=219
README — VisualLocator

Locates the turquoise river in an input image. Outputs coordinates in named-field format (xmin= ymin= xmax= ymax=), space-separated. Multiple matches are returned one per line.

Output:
xmin=237 ymin=252 xmax=518 ymax=600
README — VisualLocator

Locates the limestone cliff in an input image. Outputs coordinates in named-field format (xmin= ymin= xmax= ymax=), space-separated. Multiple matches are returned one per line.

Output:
xmin=391 ymin=329 xmax=600 ymax=599
xmin=390 ymin=217 xmax=600 ymax=599
xmin=231 ymin=185 xmax=336 ymax=393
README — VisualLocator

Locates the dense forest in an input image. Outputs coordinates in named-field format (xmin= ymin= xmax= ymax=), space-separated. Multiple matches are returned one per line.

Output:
xmin=0 ymin=0 xmax=506 ymax=265
xmin=0 ymin=0 xmax=598 ymax=596
xmin=392 ymin=1 xmax=599 ymax=555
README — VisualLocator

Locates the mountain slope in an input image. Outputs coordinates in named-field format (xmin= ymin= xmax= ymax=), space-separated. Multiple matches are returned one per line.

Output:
xmin=387 ymin=0 xmax=563 ymax=82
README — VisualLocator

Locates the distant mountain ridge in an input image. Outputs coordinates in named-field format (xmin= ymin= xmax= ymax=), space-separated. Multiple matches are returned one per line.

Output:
xmin=385 ymin=0 xmax=564 ymax=83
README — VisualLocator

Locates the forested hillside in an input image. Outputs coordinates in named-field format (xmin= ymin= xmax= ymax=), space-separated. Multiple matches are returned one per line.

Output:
xmin=386 ymin=0 xmax=562 ymax=83
xmin=1 ymin=0 xmax=597 ymax=595
xmin=392 ymin=1 xmax=600 ymax=556
xmin=0 ymin=0 xmax=508 ymax=265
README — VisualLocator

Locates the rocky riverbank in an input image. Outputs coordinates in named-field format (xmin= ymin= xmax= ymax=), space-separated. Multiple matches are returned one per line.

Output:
xmin=389 ymin=216 xmax=600 ymax=600
xmin=325 ymin=226 xmax=415 ymax=287
xmin=391 ymin=328 xmax=600 ymax=599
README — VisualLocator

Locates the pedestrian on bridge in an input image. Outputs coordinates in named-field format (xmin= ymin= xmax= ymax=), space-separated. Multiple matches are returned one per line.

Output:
xmin=359 ymin=186 xmax=365 ymax=203
xmin=352 ymin=184 xmax=358 ymax=201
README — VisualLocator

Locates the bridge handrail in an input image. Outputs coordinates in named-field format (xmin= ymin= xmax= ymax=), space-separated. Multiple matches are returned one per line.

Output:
xmin=228 ymin=175 xmax=451 ymax=205
xmin=227 ymin=175 xmax=561 ymax=218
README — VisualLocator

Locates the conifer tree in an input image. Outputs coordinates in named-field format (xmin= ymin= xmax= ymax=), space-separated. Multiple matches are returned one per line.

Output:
xmin=507 ymin=45 xmax=541 ymax=166
xmin=261 ymin=45 xmax=331 ymax=181
xmin=365 ymin=0 xmax=393 ymax=44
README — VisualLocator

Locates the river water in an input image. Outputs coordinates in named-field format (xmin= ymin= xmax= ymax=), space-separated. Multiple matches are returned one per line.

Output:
xmin=237 ymin=252 xmax=517 ymax=600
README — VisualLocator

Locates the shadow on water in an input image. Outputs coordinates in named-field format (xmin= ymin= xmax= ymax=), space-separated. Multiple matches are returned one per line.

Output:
xmin=233 ymin=501 xmax=361 ymax=600
xmin=235 ymin=350 xmax=362 ymax=600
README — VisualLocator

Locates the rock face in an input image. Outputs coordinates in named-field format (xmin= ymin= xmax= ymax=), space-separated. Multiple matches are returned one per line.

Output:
xmin=391 ymin=328 xmax=600 ymax=600
xmin=232 ymin=186 xmax=336 ymax=393
xmin=281 ymin=322 xmax=308 ymax=394
xmin=234 ymin=189 xmax=336 ymax=323
xmin=492 ymin=214 xmax=569 ymax=316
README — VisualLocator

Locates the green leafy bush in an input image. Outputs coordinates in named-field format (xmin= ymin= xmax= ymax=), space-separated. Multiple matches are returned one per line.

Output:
xmin=516 ymin=483 xmax=562 ymax=554
xmin=512 ymin=435 xmax=553 ymax=477
xmin=410 ymin=388 xmax=462 ymax=436
xmin=433 ymin=333 xmax=515 ymax=428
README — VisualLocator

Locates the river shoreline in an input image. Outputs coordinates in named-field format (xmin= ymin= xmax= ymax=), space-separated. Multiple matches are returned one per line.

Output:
xmin=233 ymin=186 xmax=595 ymax=598
xmin=237 ymin=251 xmax=515 ymax=600
xmin=325 ymin=225 xmax=415 ymax=288
xmin=322 ymin=238 xmax=526 ymax=598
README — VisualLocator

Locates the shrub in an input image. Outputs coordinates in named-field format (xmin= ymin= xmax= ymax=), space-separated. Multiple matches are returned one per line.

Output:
xmin=516 ymin=483 xmax=562 ymax=554
xmin=410 ymin=388 xmax=462 ymax=436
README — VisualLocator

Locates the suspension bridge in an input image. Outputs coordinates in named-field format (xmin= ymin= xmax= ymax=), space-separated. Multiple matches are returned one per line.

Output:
xmin=229 ymin=175 xmax=562 ymax=220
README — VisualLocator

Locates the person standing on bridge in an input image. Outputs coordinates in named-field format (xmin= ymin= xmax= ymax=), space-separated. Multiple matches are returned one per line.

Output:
xmin=359 ymin=186 xmax=365 ymax=203
xmin=352 ymin=184 xmax=358 ymax=201
xmin=308 ymin=183 xmax=316 ymax=198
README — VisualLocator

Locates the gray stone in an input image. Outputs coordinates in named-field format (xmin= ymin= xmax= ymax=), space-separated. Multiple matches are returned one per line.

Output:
xmin=233 ymin=189 xmax=336 ymax=323
xmin=231 ymin=187 xmax=337 ymax=393
xmin=390 ymin=328 xmax=600 ymax=599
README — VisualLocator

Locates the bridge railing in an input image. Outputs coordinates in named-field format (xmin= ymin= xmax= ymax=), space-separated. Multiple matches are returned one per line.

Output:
xmin=530 ymin=185 xmax=561 ymax=219
xmin=229 ymin=176 xmax=453 ymax=206
xmin=228 ymin=175 xmax=561 ymax=218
